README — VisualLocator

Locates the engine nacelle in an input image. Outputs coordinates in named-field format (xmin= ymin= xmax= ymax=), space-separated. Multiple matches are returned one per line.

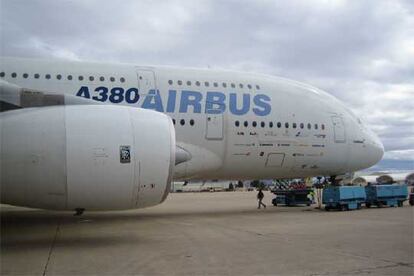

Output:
xmin=0 ymin=105 xmax=175 ymax=210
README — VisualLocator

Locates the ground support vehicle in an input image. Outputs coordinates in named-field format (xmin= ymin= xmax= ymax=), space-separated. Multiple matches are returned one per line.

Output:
xmin=323 ymin=186 xmax=366 ymax=211
xmin=365 ymin=184 xmax=408 ymax=208
xmin=271 ymin=189 xmax=313 ymax=206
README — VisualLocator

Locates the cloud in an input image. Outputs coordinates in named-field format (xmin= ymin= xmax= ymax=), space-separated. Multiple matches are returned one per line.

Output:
xmin=1 ymin=0 xmax=413 ymax=166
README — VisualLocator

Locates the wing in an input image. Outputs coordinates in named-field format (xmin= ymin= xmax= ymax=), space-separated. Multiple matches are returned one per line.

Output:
xmin=0 ymin=79 xmax=100 ymax=112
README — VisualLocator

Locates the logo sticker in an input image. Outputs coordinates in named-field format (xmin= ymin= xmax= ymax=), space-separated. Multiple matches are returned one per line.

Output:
xmin=120 ymin=146 xmax=131 ymax=163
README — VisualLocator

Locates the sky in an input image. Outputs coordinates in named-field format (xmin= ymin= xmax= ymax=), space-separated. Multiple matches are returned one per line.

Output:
xmin=1 ymin=0 xmax=413 ymax=172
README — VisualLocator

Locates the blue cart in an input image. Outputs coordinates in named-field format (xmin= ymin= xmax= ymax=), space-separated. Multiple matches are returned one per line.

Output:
xmin=323 ymin=186 xmax=366 ymax=211
xmin=365 ymin=184 xmax=408 ymax=208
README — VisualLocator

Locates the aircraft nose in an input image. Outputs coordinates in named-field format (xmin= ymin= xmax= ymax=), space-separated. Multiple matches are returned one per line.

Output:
xmin=366 ymin=132 xmax=384 ymax=167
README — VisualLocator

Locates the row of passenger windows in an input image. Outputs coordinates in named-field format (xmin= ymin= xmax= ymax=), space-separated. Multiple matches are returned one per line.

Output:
xmin=170 ymin=118 xmax=324 ymax=130
xmin=0 ymin=71 xmax=126 ymax=83
xmin=168 ymin=79 xmax=260 ymax=90
xmin=235 ymin=121 xmax=325 ymax=130
xmin=172 ymin=118 xmax=195 ymax=126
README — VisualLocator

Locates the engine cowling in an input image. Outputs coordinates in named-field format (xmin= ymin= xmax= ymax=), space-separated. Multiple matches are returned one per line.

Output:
xmin=0 ymin=105 xmax=175 ymax=210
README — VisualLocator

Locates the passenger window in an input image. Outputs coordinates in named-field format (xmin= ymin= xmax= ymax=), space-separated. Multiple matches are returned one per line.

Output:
xmin=100 ymin=76 xmax=105 ymax=81
xmin=111 ymin=77 xmax=116 ymax=82
xmin=57 ymin=74 xmax=62 ymax=80
xmin=231 ymin=83 xmax=235 ymax=88
xmin=205 ymin=81 xmax=209 ymax=87
xmin=247 ymin=84 xmax=252 ymax=89
xmin=222 ymin=82 xmax=227 ymax=88
xmin=35 ymin=73 xmax=40 ymax=79
xmin=239 ymin=84 xmax=243 ymax=88
xmin=261 ymin=121 xmax=265 ymax=128
xmin=89 ymin=76 xmax=94 ymax=81
xmin=269 ymin=122 xmax=273 ymax=128
xmin=67 ymin=75 xmax=72 ymax=80
xmin=307 ymin=123 xmax=311 ymax=129
xmin=285 ymin=122 xmax=289 ymax=128
xmin=256 ymin=85 xmax=260 ymax=90
xmin=196 ymin=81 xmax=200 ymax=86
xmin=120 ymin=77 xmax=125 ymax=83
xmin=187 ymin=81 xmax=191 ymax=86
xmin=168 ymin=80 xmax=173 ymax=85
xmin=213 ymin=82 xmax=218 ymax=87
xmin=322 ymin=124 xmax=325 ymax=130
xmin=178 ymin=80 xmax=183 ymax=85
xmin=78 ymin=76 xmax=84 ymax=81
xmin=315 ymin=124 xmax=318 ymax=130
xmin=244 ymin=121 xmax=248 ymax=127
xmin=190 ymin=119 xmax=195 ymax=126
xmin=277 ymin=122 xmax=281 ymax=128
xmin=172 ymin=119 xmax=176 ymax=125
xmin=11 ymin=72 xmax=17 ymax=78
xmin=293 ymin=123 xmax=297 ymax=128
xmin=45 ymin=74 xmax=51 ymax=79
xmin=23 ymin=73 xmax=28 ymax=78
xmin=300 ymin=123 xmax=304 ymax=129
xmin=235 ymin=121 xmax=240 ymax=127
xmin=0 ymin=72 xmax=5 ymax=77
xmin=252 ymin=121 xmax=257 ymax=127
xmin=180 ymin=119 xmax=185 ymax=125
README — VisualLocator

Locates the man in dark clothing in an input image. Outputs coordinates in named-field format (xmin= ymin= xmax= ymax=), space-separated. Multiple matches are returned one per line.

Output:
xmin=257 ymin=189 xmax=266 ymax=209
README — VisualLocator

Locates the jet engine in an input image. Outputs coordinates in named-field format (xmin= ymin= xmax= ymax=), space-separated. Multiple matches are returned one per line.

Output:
xmin=0 ymin=105 xmax=175 ymax=211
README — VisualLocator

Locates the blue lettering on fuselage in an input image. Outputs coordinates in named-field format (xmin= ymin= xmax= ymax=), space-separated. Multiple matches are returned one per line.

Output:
xmin=76 ymin=86 xmax=271 ymax=116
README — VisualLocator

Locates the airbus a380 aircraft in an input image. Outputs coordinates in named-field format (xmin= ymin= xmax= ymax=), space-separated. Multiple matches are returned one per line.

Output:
xmin=0 ymin=57 xmax=383 ymax=212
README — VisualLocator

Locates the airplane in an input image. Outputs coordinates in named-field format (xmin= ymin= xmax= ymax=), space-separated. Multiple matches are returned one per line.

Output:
xmin=0 ymin=57 xmax=384 ymax=212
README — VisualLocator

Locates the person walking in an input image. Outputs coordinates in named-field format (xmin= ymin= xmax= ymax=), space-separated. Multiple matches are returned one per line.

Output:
xmin=257 ymin=188 xmax=266 ymax=209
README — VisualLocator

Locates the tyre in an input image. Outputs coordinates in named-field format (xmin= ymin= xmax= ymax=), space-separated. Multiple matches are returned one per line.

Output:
xmin=325 ymin=206 xmax=330 ymax=211
xmin=398 ymin=201 xmax=403 ymax=207
xmin=366 ymin=203 xmax=371 ymax=208
xmin=341 ymin=204 xmax=348 ymax=211
xmin=357 ymin=203 xmax=361 ymax=209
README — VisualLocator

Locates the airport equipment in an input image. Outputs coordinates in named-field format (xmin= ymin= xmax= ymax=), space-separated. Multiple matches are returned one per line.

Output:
xmin=323 ymin=186 xmax=366 ymax=211
xmin=365 ymin=184 xmax=408 ymax=207
xmin=271 ymin=189 xmax=313 ymax=206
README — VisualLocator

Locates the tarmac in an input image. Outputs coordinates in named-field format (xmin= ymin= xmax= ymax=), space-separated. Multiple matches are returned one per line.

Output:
xmin=1 ymin=191 xmax=413 ymax=276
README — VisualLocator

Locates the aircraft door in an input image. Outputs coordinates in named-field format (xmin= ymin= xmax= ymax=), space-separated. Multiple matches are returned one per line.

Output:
xmin=331 ymin=116 xmax=346 ymax=143
xmin=205 ymin=114 xmax=224 ymax=140
xmin=137 ymin=69 xmax=157 ymax=97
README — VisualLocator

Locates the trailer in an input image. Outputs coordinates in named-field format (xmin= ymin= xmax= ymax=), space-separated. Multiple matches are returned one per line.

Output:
xmin=365 ymin=184 xmax=408 ymax=208
xmin=271 ymin=189 xmax=313 ymax=206
xmin=323 ymin=186 xmax=366 ymax=211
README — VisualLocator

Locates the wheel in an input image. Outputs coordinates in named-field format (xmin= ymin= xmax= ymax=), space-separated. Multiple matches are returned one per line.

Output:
xmin=325 ymin=206 xmax=330 ymax=211
xmin=377 ymin=202 xmax=383 ymax=208
xmin=340 ymin=204 xmax=348 ymax=211
xmin=357 ymin=203 xmax=361 ymax=209
xmin=409 ymin=200 xmax=414 ymax=206
xmin=366 ymin=203 xmax=371 ymax=208
xmin=397 ymin=201 xmax=403 ymax=207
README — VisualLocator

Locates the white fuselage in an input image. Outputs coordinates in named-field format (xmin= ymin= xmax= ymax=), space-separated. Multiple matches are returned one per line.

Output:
xmin=0 ymin=57 xmax=384 ymax=181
